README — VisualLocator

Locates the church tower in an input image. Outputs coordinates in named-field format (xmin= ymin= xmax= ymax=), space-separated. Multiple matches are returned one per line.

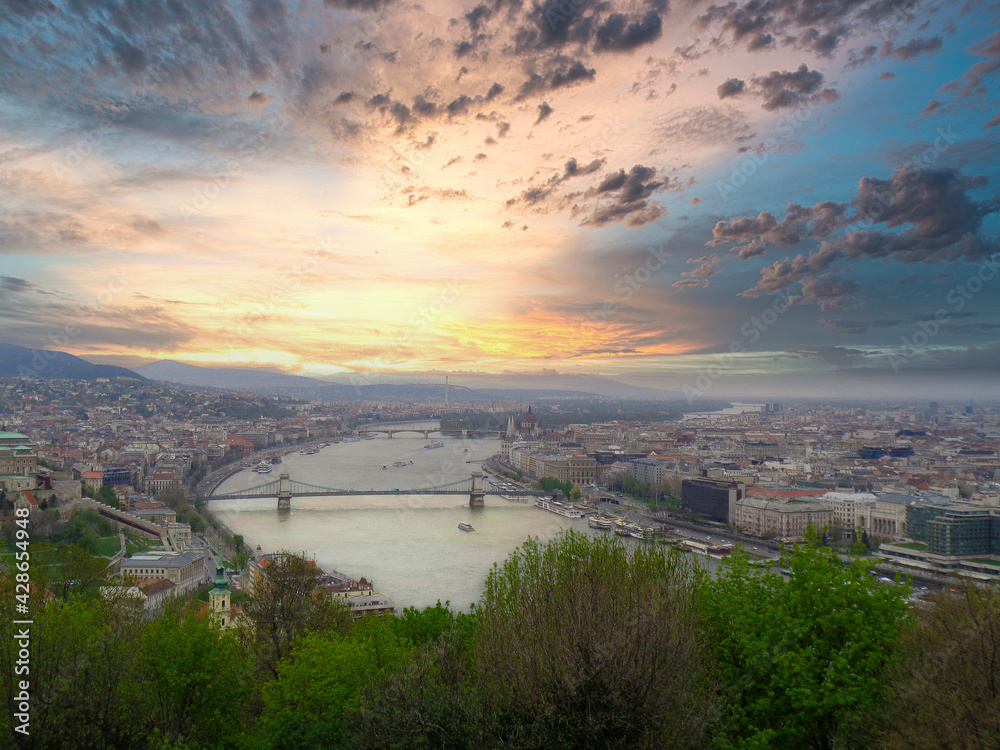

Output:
xmin=209 ymin=564 xmax=231 ymax=630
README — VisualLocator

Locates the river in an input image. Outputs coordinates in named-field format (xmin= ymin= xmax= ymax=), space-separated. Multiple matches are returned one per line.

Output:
xmin=209 ymin=428 xmax=598 ymax=610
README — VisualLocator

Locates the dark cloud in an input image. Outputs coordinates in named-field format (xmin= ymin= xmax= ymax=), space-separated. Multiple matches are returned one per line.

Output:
xmin=367 ymin=92 xmax=414 ymax=133
xmin=581 ymin=164 xmax=669 ymax=228
xmin=716 ymin=78 xmax=745 ymax=99
xmin=367 ymin=81 xmax=510 ymax=132
xmin=457 ymin=0 xmax=665 ymax=60
xmin=334 ymin=91 xmax=355 ymax=104
xmin=507 ymin=156 xmax=606 ymax=207
xmin=921 ymin=99 xmax=943 ymax=115
xmin=323 ymin=0 xmax=395 ymax=10
xmin=516 ymin=59 xmax=596 ymax=100
xmin=971 ymin=30 xmax=1000 ymax=59
xmin=247 ymin=90 xmax=272 ymax=105
xmin=799 ymin=275 xmax=860 ymax=309
xmin=535 ymin=101 xmax=553 ymax=124
xmin=794 ymin=27 xmax=840 ymax=56
xmin=594 ymin=12 xmax=663 ymax=52
xmin=847 ymin=45 xmax=878 ymax=68
xmin=751 ymin=64 xmax=839 ymax=111
xmin=699 ymin=0 xmax=920 ymax=55
xmin=881 ymin=36 xmax=943 ymax=61
xmin=985 ymin=113 xmax=1000 ymax=129
xmin=717 ymin=166 xmax=999 ymax=300
xmin=0 ymin=276 xmax=35 ymax=293
xmin=931 ymin=31 xmax=1000 ymax=103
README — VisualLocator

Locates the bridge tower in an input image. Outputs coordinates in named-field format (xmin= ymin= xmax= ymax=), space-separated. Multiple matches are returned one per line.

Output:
xmin=469 ymin=471 xmax=484 ymax=507
xmin=277 ymin=472 xmax=292 ymax=511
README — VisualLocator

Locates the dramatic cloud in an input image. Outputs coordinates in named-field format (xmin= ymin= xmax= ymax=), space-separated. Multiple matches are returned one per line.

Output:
xmin=881 ymin=36 xmax=943 ymax=61
xmin=516 ymin=59 xmax=596 ymax=100
xmin=751 ymin=64 xmax=840 ymax=110
xmin=717 ymin=78 xmax=746 ymax=99
xmin=579 ymin=164 xmax=670 ymax=227
xmin=715 ymin=166 xmax=999 ymax=301
xmin=535 ymin=101 xmax=554 ymax=124
xmin=594 ymin=12 xmax=663 ymax=52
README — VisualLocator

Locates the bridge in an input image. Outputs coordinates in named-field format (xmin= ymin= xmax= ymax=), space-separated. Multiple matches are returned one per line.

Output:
xmin=206 ymin=472 xmax=538 ymax=509
xmin=355 ymin=422 xmax=502 ymax=439
xmin=356 ymin=425 xmax=442 ymax=439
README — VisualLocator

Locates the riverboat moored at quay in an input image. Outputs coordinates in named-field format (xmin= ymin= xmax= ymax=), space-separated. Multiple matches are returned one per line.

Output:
xmin=535 ymin=498 xmax=585 ymax=518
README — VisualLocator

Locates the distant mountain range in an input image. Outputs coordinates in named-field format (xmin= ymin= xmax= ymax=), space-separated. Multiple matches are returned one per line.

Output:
xmin=0 ymin=343 xmax=146 ymax=381
xmin=0 ymin=345 xmax=687 ymax=401
xmin=133 ymin=360 xmax=686 ymax=401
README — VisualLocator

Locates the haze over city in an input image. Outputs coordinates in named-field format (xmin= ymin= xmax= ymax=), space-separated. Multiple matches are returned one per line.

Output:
xmin=1 ymin=0 xmax=998 ymax=399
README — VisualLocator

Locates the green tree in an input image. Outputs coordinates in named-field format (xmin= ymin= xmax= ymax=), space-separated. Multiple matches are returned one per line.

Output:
xmin=473 ymin=531 xmax=716 ymax=749
xmin=96 ymin=485 xmax=119 ymax=508
xmin=52 ymin=543 xmax=113 ymax=601
xmin=237 ymin=553 xmax=353 ymax=680
xmin=259 ymin=616 xmax=413 ymax=749
xmin=879 ymin=583 xmax=1000 ymax=749
xmin=141 ymin=607 xmax=252 ymax=749
xmin=705 ymin=531 xmax=911 ymax=750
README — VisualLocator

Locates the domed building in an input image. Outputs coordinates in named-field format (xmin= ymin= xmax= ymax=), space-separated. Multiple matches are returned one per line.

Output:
xmin=519 ymin=405 xmax=539 ymax=437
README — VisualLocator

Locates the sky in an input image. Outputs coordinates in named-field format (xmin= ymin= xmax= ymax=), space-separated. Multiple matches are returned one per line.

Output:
xmin=0 ymin=0 xmax=998 ymax=399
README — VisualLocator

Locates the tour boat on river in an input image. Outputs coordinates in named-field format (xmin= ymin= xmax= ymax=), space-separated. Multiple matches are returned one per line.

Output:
xmin=535 ymin=498 xmax=585 ymax=518
xmin=588 ymin=515 xmax=615 ymax=530
xmin=458 ymin=522 xmax=475 ymax=532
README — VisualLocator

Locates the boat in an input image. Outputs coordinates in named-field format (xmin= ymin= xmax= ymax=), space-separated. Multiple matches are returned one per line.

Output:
xmin=588 ymin=515 xmax=615 ymax=530
xmin=613 ymin=520 xmax=632 ymax=537
xmin=341 ymin=436 xmax=360 ymax=443
xmin=535 ymin=498 xmax=585 ymax=518
xmin=392 ymin=461 xmax=408 ymax=467
xmin=299 ymin=450 xmax=308 ymax=454
xmin=382 ymin=465 xmax=387 ymax=470
xmin=424 ymin=442 xmax=444 ymax=449
xmin=270 ymin=455 xmax=282 ymax=464
xmin=256 ymin=465 xmax=272 ymax=474
xmin=458 ymin=523 xmax=475 ymax=532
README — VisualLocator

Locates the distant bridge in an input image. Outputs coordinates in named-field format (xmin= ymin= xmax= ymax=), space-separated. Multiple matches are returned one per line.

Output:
xmin=205 ymin=472 xmax=541 ymax=509
xmin=355 ymin=425 xmax=502 ymax=439
xmin=356 ymin=426 xmax=442 ymax=439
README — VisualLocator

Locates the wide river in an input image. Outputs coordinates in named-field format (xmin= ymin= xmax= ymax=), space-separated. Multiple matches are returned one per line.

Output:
xmin=210 ymin=427 xmax=601 ymax=610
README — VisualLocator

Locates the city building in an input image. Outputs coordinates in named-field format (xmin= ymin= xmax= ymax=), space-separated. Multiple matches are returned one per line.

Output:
xmin=733 ymin=497 xmax=834 ymax=541
xmin=681 ymin=478 xmax=744 ymax=523
xmin=119 ymin=550 xmax=206 ymax=596
xmin=209 ymin=565 xmax=234 ymax=630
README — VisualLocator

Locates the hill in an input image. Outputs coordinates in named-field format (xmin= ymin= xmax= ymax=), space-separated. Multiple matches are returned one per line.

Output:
xmin=0 ymin=343 xmax=146 ymax=381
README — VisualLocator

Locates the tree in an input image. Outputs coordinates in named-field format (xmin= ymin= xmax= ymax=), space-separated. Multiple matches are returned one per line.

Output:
xmin=140 ymin=607 xmax=252 ymax=749
xmin=472 ymin=531 xmax=716 ymax=749
xmin=259 ymin=616 xmax=413 ymax=749
xmin=53 ymin=544 xmax=113 ymax=601
xmin=0 ymin=593 xmax=155 ymax=749
xmin=879 ymin=583 xmax=1000 ymax=749
xmin=705 ymin=530 xmax=911 ymax=750
xmin=237 ymin=553 xmax=353 ymax=679
xmin=96 ymin=485 xmax=119 ymax=508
